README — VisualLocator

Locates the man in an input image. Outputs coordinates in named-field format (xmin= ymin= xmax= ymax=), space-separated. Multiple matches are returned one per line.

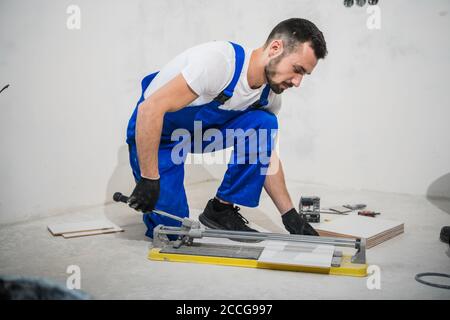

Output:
xmin=125 ymin=18 xmax=327 ymax=238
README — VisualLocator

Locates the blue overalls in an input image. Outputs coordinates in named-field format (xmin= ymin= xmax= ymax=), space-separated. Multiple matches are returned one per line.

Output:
xmin=126 ymin=42 xmax=278 ymax=238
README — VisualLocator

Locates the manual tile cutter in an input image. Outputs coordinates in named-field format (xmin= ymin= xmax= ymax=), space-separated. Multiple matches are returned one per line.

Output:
xmin=114 ymin=192 xmax=368 ymax=277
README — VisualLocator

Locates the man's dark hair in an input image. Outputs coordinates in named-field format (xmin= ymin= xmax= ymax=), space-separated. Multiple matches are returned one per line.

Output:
xmin=264 ymin=18 xmax=328 ymax=59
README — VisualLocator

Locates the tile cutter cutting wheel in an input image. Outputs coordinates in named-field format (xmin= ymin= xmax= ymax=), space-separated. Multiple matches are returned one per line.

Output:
xmin=114 ymin=192 xmax=368 ymax=277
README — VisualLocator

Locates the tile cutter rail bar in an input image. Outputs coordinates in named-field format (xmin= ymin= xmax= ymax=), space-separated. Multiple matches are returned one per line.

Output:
xmin=114 ymin=192 xmax=368 ymax=277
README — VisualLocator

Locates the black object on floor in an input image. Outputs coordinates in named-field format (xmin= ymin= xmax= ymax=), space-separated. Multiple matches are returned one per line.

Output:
xmin=0 ymin=84 xmax=9 ymax=94
xmin=413 ymin=227 xmax=450 ymax=290
xmin=440 ymin=226 xmax=450 ymax=245
xmin=0 ymin=275 xmax=91 ymax=300
xmin=415 ymin=273 xmax=450 ymax=290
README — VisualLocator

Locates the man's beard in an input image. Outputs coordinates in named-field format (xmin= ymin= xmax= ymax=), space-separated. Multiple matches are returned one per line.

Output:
xmin=264 ymin=54 xmax=287 ymax=94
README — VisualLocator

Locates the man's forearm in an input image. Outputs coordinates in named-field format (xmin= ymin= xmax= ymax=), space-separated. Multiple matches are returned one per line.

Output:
xmin=135 ymin=100 xmax=164 ymax=179
xmin=263 ymin=152 xmax=294 ymax=215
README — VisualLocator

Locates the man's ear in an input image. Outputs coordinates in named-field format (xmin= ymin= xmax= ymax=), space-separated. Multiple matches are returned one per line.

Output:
xmin=268 ymin=39 xmax=284 ymax=58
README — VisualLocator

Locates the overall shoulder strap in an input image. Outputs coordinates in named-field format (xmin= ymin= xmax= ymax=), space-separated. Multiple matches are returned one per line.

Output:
xmin=213 ymin=42 xmax=245 ymax=105
xmin=250 ymin=84 xmax=271 ymax=109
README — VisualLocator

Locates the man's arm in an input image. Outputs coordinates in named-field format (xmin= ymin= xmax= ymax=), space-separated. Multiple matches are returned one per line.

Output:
xmin=127 ymin=74 xmax=198 ymax=212
xmin=136 ymin=73 xmax=198 ymax=178
xmin=264 ymin=151 xmax=319 ymax=236
xmin=263 ymin=151 xmax=294 ymax=215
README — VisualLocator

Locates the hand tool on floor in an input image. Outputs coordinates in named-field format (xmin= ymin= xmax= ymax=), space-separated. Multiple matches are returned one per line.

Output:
xmin=321 ymin=204 xmax=367 ymax=215
xmin=113 ymin=192 xmax=368 ymax=277
xmin=358 ymin=210 xmax=380 ymax=217
xmin=319 ymin=209 xmax=348 ymax=214
xmin=343 ymin=204 xmax=367 ymax=210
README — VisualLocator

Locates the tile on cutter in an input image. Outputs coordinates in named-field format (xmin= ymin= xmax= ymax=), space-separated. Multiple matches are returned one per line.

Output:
xmin=258 ymin=241 xmax=335 ymax=268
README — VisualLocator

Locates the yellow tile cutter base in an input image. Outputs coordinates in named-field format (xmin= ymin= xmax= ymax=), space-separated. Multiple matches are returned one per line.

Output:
xmin=149 ymin=247 xmax=367 ymax=277
xmin=113 ymin=192 xmax=368 ymax=277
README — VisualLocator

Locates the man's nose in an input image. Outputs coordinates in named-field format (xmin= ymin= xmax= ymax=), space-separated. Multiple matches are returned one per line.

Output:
xmin=292 ymin=74 xmax=303 ymax=87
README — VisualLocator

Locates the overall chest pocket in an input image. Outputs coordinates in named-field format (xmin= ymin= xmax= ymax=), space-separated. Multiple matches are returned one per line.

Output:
xmin=194 ymin=103 xmax=246 ymax=129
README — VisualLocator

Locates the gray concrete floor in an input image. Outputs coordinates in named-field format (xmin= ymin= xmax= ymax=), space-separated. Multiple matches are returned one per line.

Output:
xmin=1 ymin=180 xmax=449 ymax=299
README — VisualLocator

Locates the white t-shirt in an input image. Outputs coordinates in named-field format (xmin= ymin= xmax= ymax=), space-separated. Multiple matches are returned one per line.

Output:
xmin=144 ymin=41 xmax=282 ymax=115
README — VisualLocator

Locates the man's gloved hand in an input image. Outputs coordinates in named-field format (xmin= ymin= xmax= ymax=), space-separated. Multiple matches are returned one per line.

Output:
xmin=282 ymin=208 xmax=319 ymax=236
xmin=128 ymin=177 xmax=160 ymax=212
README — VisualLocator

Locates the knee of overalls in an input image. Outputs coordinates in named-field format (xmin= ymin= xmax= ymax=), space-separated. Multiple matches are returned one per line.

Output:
xmin=226 ymin=109 xmax=278 ymax=156
xmin=248 ymin=109 xmax=278 ymax=131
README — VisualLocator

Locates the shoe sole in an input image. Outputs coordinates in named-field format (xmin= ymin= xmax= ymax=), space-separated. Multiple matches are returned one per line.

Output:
xmin=198 ymin=213 xmax=262 ymax=243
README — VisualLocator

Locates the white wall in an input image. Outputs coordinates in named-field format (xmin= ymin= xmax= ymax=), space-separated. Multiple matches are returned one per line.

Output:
xmin=1 ymin=0 xmax=449 ymax=224
xmin=279 ymin=0 xmax=450 ymax=198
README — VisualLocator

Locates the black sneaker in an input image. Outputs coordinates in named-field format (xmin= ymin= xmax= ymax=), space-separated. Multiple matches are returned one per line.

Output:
xmin=199 ymin=199 xmax=260 ymax=242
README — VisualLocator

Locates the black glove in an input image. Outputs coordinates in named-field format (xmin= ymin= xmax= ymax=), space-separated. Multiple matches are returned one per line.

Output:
xmin=282 ymin=208 xmax=319 ymax=236
xmin=128 ymin=177 xmax=160 ymax=212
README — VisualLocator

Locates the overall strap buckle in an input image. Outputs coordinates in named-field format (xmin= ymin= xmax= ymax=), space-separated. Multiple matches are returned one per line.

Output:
xmin=251 ymin=85 xmax=271 ymax=109
xmin=213 ymin=42 xmax=245 ymax=105
xmin=214 ymin=90 xmax=233 ymax=104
